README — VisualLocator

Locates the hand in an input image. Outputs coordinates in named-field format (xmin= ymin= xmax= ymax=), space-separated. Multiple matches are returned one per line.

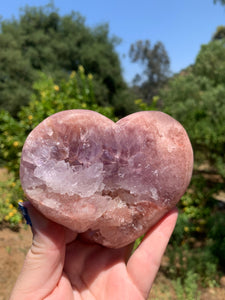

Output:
xmin=10 ymin=204 xmax=178 ymax=300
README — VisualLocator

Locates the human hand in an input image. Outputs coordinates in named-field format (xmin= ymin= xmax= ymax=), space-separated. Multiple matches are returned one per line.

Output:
xmin=10 ymin=203 xmax=178 ymax=300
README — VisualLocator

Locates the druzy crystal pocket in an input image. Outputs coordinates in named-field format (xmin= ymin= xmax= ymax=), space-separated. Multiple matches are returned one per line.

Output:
xmin=20 ymin=110 xmax=193 ymax=248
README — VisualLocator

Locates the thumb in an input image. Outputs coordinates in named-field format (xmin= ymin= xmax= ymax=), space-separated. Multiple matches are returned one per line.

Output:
xmin=10 ymin=203 xmax=66 ymax=300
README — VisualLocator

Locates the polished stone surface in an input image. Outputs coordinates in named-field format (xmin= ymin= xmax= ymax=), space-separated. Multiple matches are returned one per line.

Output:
xmin=20 ymin=110 xmax=193 ymax=248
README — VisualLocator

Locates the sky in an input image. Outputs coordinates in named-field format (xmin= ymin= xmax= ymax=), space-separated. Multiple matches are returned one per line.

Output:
xmin=1 ymin=0 xmax=225 ymax=83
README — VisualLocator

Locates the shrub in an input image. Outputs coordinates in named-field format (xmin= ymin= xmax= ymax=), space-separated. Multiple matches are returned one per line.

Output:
xmin=0 ymin=67 xmax=115 ymax=176
xmin=173 ymin=270 xmax=200 ymax=300
xmin=166 ymin=243 xmax=219 ymax=288
xmin=0 ymin=111 xmax=25 ymax=174
xmin=0 ymin=173 xmax=23 ymax=228
xmin=160 ymin=41 xmax=225 ymax=179
xmin=207 ymin=212 xmax=225 ymax=269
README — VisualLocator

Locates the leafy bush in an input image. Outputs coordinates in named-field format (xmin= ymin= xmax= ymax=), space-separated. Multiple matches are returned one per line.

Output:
xmin=176 ymin=179 xmax=211 ymax=237
xmin=158 ymin=41 xmax=225 ymax=289
xmin=0 ymin=3 xmax=125 ymax=115
xmin=18 ymin=66 xmax=116 ymax=129
xmin=173 ymin=270 xmax=200 ymax=300
xmin=160 ymin=41 xmax=225 ymax=179
xmin=164 ymin=173 xmax=223 ymax=289
xmin=0 ymin=67 xmax=115 ymax=176
xmin=0 ymin=111 xmax=25 ymax=174
xmin=0 ymin=173 xmax=23 ymax=228
xmin=166 ymin=243 xmax=219 ymax=288
xmin=207 ymin=212 xmax=225 ymax=269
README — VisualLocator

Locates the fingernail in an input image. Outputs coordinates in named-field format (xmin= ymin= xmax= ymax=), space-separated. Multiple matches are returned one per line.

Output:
xmin=18 ymin=202 xmax=32 ymax=226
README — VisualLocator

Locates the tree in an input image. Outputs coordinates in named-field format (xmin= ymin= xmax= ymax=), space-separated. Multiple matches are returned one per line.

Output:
xmin=160 ymin=39 xmax=225 ymax=275
xmin=212 ymin=26 xmax=225 ymax=41
xmin=0 ymin=29 xmax=36 ymax=114
xmin=0 ymin=3 xmax=125 ymax=115
xmin=160 ymin=40 xmax=225 ymax=179
xmin=129 ymin=40 xmax=170 ymax=103
xmin=214 ymin=0 xmax=225 ymax=5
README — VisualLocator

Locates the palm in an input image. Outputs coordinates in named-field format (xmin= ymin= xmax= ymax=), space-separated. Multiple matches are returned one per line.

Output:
xmin=61 ymin=239 xmax=145 ymax=300
xmin=10 ymin=206 xmax=177 ymax=300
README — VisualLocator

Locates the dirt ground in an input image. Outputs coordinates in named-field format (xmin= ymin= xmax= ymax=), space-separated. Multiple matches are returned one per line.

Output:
xmin=0 ymin=226 xmax=224 ymax=300
xmin=0 ymin=226 xmax=32 ymax=300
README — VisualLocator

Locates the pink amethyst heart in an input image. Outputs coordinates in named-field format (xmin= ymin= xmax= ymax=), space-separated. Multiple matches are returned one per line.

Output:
xmin=20 ymin=110 xmax=193 ymax=248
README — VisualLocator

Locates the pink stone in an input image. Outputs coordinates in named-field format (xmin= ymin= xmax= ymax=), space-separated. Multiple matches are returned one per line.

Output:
xmin=20 ymin=110 xmax=193 ymax=248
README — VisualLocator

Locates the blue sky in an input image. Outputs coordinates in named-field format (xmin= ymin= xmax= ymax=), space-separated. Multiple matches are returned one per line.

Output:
xmin=1 ymin=0 xmax=225 ymax=83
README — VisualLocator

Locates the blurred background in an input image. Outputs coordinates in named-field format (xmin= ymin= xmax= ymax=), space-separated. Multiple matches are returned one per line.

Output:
xmin=0 ymin=1 xmax=225 ymax=299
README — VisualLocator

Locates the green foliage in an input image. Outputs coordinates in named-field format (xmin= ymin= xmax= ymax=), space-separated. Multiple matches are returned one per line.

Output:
xmin=0 ymin=3 xmax=125 ymax=115
xmin=159 ymin=170 xmax=223 ymax=289
xmin=207 ymin=212 xmax=225 ymax=268
xmin=166 ymin=243 xmax=219 ymax=288
xmin=132 ymin=235 xmax=144 ymax=252
xmin=212 ymin=26 xmax=225 ymax=41
xmin=0 ymin=174 xmax=23 ymax=228
xmin=19 ymin=67 xmax=116 ymax=128
xmin=214 ymin=0 xmax=225 ymax=5
xmin=133 ymin=174 xmax=223 ymax=289
xmin=112 ymin=89 xmax=140 ymax=117
xmin=0 ymin=67 xmax=115 ymax=175
xmin=0 ymin=110 xmax=25 ymax=173
xmin=194 ymin=40 xmax=225 ymax=85
xmin=173 ymin=271 xmax=200 ymax=300
xmin=160 ymin=40 xmax=225 ymax=179
xmin=176 ymin=174 xmax=219 ymax=237
xmin=0 ymin=32 xmax=36 ymax=114
xmin=134 ymin=96 xmax=159 ymax=111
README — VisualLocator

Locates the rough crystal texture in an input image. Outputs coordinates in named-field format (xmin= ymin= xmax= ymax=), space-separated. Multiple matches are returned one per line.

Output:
xmin=20 ymin=110 xmax=193 ymax=248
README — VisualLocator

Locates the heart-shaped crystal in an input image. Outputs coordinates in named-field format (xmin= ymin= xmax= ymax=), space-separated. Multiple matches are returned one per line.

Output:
xmin=20 ymin=110 xmax=193 ymax=248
